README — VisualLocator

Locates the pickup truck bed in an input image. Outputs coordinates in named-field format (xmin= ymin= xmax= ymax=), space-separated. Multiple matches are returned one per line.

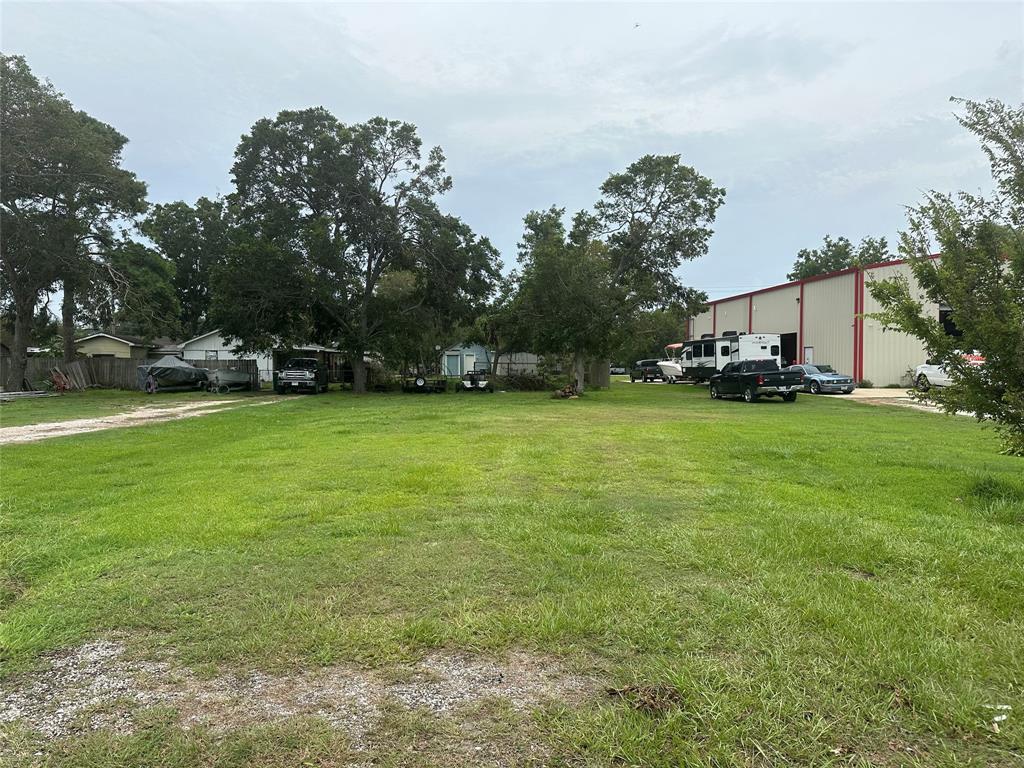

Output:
xmin=709 ymin=360 xmax=803 ymax=402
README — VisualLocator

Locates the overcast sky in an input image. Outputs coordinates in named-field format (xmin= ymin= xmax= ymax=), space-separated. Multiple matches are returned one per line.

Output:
xmin=5 ymin=1 xmax=1022 ymax=298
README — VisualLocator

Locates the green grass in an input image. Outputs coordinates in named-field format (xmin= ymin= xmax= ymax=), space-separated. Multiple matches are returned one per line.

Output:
xmin=2 ymin=384 xmax=1022 ymax=766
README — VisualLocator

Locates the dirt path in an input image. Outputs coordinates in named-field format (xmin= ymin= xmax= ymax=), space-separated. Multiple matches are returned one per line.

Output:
xmin=0 ymin=639 xmax=593 ymax=755
xmin=0 ymin=399 xmax=281 ymax=445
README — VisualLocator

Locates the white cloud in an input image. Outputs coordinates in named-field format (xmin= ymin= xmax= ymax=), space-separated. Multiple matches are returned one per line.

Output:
xmin=4 ymin=0 xmax=1020 ymax=291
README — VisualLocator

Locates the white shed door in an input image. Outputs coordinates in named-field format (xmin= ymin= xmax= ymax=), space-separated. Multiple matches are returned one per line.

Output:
xmin=463 ymin=353 xmax=476 ymax=373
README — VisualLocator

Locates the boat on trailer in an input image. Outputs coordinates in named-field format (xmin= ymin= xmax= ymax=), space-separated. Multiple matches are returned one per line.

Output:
xmin=657 ymin=343 xmax=685 ymax=383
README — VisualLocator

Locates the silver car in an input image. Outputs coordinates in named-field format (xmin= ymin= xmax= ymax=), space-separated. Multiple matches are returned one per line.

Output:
xmin=785 ymin=364 xmax=856 ymax=394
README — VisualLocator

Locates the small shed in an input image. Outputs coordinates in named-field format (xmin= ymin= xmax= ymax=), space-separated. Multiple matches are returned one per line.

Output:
xmin=440 ymin=343 xmax=490 ymax=376
xmin=439 ymin=345 xmax=541 ymax=376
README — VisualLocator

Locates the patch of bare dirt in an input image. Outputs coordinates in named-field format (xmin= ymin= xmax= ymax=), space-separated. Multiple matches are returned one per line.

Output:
xmin=0 ymin=640 xmax=594 ymax=750
xmin=0 ymin=398 xmax=280 ymax=445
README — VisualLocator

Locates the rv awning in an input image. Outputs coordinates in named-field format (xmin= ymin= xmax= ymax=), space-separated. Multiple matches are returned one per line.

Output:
xmin=665 ymin=342 xmax=685 ymax=350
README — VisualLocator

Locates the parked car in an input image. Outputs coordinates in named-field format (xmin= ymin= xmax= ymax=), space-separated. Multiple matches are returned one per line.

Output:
xmin=785 ymin=363 xmax=855 ymax=394
xmin=609 ymin=365 xmax=627 ymax=375
xmin=914 ymin=351 xmax=985 ymax=391
xmin=630 ymin=359 xmax=666 ymax=382
xmin=274 ymin=357 xmax=329 ymax=394
xmin=709 ymin=359 xmax=804 ymax=402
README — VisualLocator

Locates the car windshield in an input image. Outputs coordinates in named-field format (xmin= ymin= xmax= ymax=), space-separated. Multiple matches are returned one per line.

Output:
xmin=284 ymin=358 xmax=318 ymax=369
xmin=814 ymin=365 xmax=835 ymax=373
xmin=744 ymin=360 xmax=779 ymax=372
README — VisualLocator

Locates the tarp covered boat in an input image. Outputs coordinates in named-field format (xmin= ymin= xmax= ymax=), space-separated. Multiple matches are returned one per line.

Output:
xmin=137 ymin=356 xmax=208 ymax=393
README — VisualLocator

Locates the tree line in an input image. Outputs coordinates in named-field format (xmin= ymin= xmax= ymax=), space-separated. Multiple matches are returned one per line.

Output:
xmin=1 ymin=54 xmax=725 ymax=393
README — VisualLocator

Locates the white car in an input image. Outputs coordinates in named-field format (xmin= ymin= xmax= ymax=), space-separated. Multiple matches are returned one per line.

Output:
xmin=914 ymin=359 xmax=950 ymax=391
xmin=915 ymin=352 xmax=984 ymax=391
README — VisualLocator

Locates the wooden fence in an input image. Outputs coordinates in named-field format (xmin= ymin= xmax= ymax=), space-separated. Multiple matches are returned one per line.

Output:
xmin=1 ymin=356 xmax=260 ymax=392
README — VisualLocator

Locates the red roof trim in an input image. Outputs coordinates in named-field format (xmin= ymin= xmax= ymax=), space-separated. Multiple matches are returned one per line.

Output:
xmin=704 ymin=254 xmax=940 ymax=307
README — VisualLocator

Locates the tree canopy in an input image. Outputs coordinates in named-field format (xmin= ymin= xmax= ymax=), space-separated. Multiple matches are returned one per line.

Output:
xmin=512 ymin=155 xmax=723 ymax=390
xmin=787 ymin=235 xmax=893 ymax=281
xmin=869 ymin=98 xmax=1024 ymax=455
xmin=1 ymin=54 xmax=147 ymax=384
xmin=143 ymin=197 xmax=230 ymax=340
xmin=78 ymin=240 xmax=180 ymax=341
xmin=213 ymin=108 xmax=498 ymax=390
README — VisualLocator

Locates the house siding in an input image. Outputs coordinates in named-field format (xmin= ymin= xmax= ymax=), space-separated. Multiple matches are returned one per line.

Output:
xmin=76 ymin=337 xmax=145 ymax=359
xmin=180 ymin=331 xmax=274 ymax=381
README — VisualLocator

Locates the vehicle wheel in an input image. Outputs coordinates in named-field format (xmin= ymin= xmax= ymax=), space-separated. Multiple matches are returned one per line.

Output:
xmin=810 ymin=380 xmax=821 ymax=394
xmin=783 ymin=392 xmax=797 ymax=402
xmin=916 ymin=374 xmax=930 ymax=392
xmin=710 ymin=384 xmax=720 ymax=399
xmin=743 ymin=386 xmax=758 ymax=403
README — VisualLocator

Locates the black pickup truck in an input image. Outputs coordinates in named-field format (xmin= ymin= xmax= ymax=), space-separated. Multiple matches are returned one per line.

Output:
xmin=630 ymin=359 xmax=665 ymax=382
xmin=709 ymin=359 xmax=803 ymax=402
xmin=274 ymin=357 xmax=329 ymax=394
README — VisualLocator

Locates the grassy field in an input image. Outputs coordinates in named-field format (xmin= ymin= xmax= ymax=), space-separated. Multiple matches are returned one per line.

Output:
xmin=1 ymin=384 xmax=1022 ymax=766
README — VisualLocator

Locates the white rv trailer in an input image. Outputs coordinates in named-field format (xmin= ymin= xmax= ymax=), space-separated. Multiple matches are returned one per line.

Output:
xmin=673 ymin=333 xmax=783 ymax=381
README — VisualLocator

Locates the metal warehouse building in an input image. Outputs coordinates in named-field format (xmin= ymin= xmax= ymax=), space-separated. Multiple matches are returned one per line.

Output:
xmin=687 ymin=258 xmax=941 ymax=387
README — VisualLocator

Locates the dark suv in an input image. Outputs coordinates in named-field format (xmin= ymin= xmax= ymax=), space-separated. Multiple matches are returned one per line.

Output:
xmin=274 ymin=357 xmax=329 ymax=394
xmin=630 ymin=359 xmax=665 ymax=383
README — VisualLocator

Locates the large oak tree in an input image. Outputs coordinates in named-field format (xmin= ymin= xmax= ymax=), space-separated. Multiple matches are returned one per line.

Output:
xmin=214 ymin=108 xmax=497 ymax=391
xmin=0 ymin=54 xmax=147 ymax=387
xmin=515 ymin=155 xmax=724 ymax=391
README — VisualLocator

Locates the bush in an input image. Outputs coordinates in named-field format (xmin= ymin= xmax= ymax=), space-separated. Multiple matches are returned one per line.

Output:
xmin=497 ymin=372 xmax=556 ymax=391
xmin=858 ymin=379 xmax=874 ymax=389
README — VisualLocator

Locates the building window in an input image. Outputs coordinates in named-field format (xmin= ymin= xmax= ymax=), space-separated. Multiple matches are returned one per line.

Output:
xmin=205 ymin=350 xmax=219 ymax=360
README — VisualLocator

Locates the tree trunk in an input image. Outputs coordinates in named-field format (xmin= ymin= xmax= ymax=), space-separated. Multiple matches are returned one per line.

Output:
xmin=9 ymin=296 xmax=35 ymax=391
xmin=491 ymin=349 xmax=503 ymax=376
xmin=61 ymin=276 xmax=77 ymax=364
xmin=573 ymin=350 xmax=586 ymax=393
xmin=351 ymin=354 xmax=367 ymax=394
xmin=589 ymin=359 xmax=611 ymax=389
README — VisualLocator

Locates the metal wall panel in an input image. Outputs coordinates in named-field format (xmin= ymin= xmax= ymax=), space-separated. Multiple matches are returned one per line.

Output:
xmin=750 ymin=286 xmax=799 ymax=334
xmin=690 ymin=312 xmax=714 ymax=340
xmin=861 ymin=263 xmax=935 ymax=386
xmin=714 ymin=298 xmax=749 ymax=336
xmin=803 ymin=273 xmax=856 ymax=375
